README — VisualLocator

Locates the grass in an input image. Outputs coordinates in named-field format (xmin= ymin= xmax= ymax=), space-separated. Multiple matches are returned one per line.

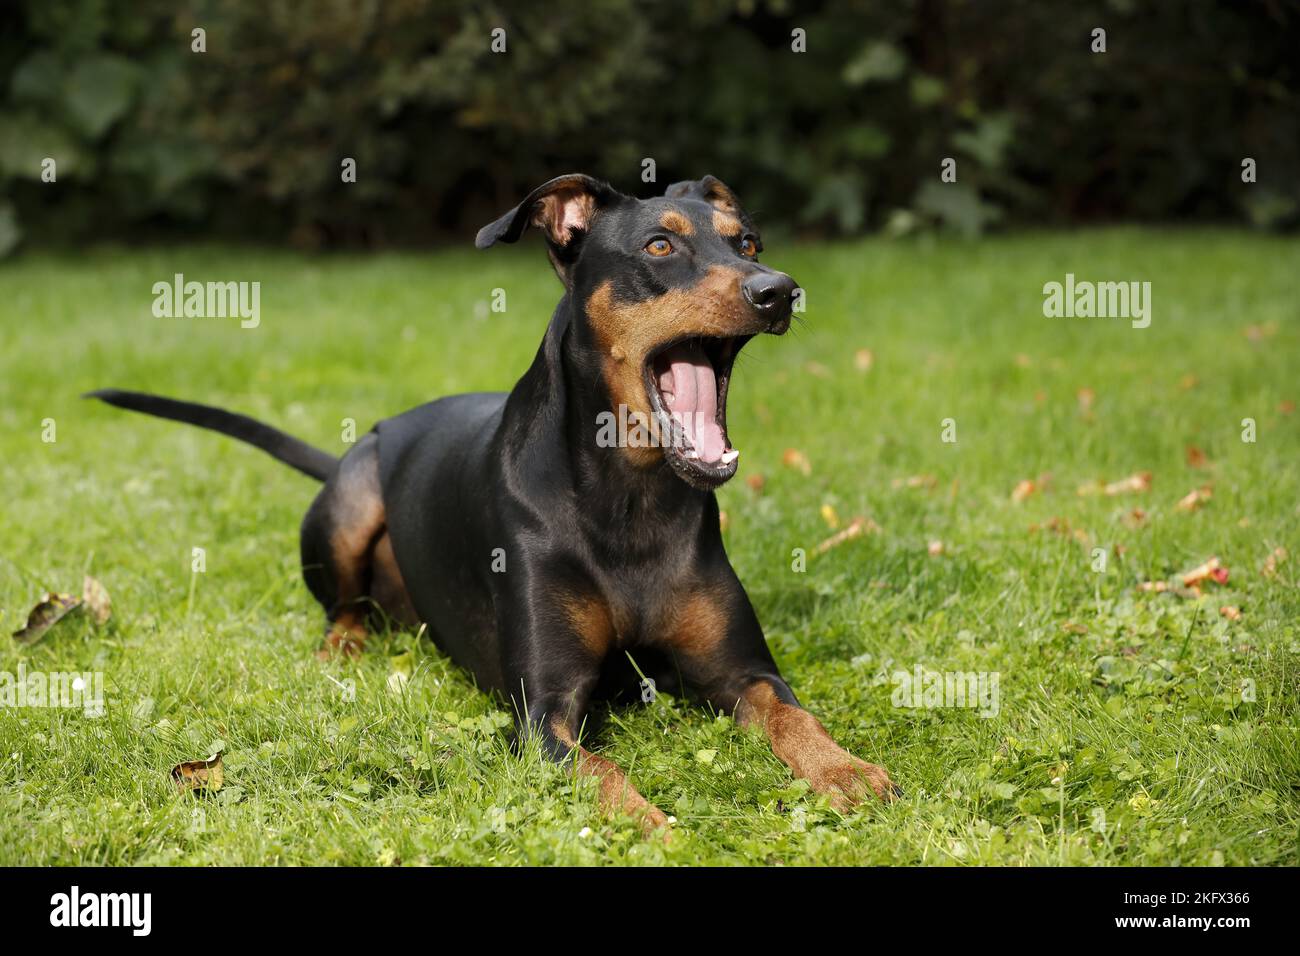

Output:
xmin=0 ymin=229 xmax=1297 ymax=866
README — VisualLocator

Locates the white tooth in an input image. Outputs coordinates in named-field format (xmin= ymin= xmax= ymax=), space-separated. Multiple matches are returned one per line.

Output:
xmin=720 ymin=449 xmax=739 ymax=464
xmin=684 ymin=449 xmax=699 ymax=460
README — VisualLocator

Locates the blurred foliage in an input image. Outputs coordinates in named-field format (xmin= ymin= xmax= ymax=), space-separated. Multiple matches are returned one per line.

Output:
xmin=1 ymin=0 xmax=1297 ymax=253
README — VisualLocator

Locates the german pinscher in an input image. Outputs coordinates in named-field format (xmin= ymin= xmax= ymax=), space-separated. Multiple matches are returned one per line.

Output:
xmin=89 ymin=174 xmax=897 ymax=831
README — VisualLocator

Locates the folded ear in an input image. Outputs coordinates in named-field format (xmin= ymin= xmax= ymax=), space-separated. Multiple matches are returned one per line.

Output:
xmin=664 ymin=174 xmax=744 ymax=217
xmin=475 ymin=174 xmax=620 ymax=250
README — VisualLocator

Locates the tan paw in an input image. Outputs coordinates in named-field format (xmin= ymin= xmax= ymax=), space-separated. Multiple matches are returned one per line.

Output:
xmin=579 ymin=748 xmax=673 ymax=841
xmin=810 ymin=756 xmax=899 ymax=811
xmin=316 ymin=620 xmax=367 ymax=659
xmin=638 ymin=802 xmax=673 ymax=842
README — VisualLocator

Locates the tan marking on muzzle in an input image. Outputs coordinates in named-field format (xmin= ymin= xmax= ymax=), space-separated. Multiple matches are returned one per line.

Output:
xmin=585 ymin=267 xmax=751 ymax=467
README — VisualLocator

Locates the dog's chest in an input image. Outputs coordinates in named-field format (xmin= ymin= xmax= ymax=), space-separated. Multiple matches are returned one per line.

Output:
xmin=580 ymin=575 xmax=728 ymax=658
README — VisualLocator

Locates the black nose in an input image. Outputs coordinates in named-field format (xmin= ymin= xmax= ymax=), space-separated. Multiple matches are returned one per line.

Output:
xmin=742 ymin=272 xmax=797 ymax=328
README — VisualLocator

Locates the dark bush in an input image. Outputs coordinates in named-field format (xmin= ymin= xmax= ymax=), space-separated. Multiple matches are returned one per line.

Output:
xmin=1 ymin=0 xmax=1296 ymax=255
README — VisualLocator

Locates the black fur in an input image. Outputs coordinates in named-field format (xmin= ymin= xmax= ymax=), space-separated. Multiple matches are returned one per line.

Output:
xmin=85 ymin=388 xmax=336 ymax=480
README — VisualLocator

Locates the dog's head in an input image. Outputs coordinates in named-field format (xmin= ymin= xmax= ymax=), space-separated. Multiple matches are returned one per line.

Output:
xmin=477 ymin=174 xmax=798 ymax=489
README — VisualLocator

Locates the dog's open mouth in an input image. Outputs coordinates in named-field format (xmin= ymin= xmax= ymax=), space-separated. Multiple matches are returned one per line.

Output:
xmin=644 ymin=335 xmax=751 ymax=487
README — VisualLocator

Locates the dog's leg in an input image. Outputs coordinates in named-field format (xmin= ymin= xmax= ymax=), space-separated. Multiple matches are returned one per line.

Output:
xmin=668 ymin=581 xmax=897 ymax=810
xmin=503 ymin=591 xmax=670 ymax=837
xmin=734 ymin=678 xmax=898 ymax=810
xmin=301 ymin=434 xmax=387 ymax=658
xmin=539 ymin=706 xmax=671 ymax=837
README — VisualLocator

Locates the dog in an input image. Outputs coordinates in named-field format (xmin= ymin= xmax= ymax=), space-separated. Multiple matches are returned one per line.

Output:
xmin=89 ymin=174 xmax=897 ymax=831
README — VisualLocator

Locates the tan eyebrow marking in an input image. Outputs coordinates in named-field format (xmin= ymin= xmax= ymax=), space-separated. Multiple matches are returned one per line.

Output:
xmin=713 ymin=210 xmax=743 ymax=237
xmin=659 ymin=209 xmax=695 ymax=236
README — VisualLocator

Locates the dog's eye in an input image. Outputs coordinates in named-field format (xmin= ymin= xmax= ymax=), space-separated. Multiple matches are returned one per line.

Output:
xmin=644 ymin=238 xmax=674 ymax=257
xmin=739 ymin=237 xmax=757 ymax=258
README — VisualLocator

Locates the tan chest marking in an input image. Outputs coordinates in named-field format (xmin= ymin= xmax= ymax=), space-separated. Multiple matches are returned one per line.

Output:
xmin=559 ymin=592 xmax=617 ymax=656
xmin=662 ymin=588 xmax=729 ymax=655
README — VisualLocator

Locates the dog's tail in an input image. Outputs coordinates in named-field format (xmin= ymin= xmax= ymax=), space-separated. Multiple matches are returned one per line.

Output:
xmin=84 ymin=389 xmax=338 ymax=481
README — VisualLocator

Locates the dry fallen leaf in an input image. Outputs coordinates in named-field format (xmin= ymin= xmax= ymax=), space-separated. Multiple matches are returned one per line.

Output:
xmin=1182 ymin=556 xmax=1229 ymax=588
xmin=782 ymin=448 xmax=811 ymax=476
xmin=745 ymin=473 xmax=766 ymax=494
xmin=12 ymin=592 xmax=82 ymax=645
xmin=1033 ymin=515 xmax=1072 ymax=536
xmin=1219 ymin=605 xmax=1242 ymax=622
xmin=1079 ymin=471 xmax=1152 ymax=497
xmin=804 ymin=360 xmax=831 ymax=378
xmin=171 ymin=752 xmax=224 ymax=794
xmin=1125 ymin=508 xmax=1148 ymax=527
xmin=820 ymin=503 xmax=841 ymax=530
xmin=927 ymin=540 xmax=945 ymax=557
xmin=1178 ymin=373 xmax=1199 ymax=391
xmin=1076 ymin=388 xmax=1095 ymax=413
xmin=82 ymin=575 xmax=111 ymax=625
xmin=1175 ymin=485 xmax=1213 ymax=513
xmin=1011 ymin=479 xmax=1037 ymax=503
xmin=1107 ymin=471 xmax=1153 ymax=495
xmin=1061 ymin=621 xmax=1088 ymax=635
xmin=813 ymin=516 xmax=880 ymax=555
xmin=718 ymin=510 xmax=729 ymax=532
xmin=1014 ymin=353 xmax=1032 ymax=368
xmin=854 ymin=348 xmax=874 ymax=372
xmin=1243 ymin=321 xmax=1278 ymax=343
xmin=1137 ymin=581 xmax=1171 ymax=593
xmin=1185 ymin=445 xmax=1208 ymax=469
xmin=1262 ymin=546 xmax=1287 ymax=578
xmin=11 ymin=576 xmax=114 ymax=645
xmin=1029 ymin=516 xmax=1092 ymax=545
xmin=893 ymin=474 xmax=938 ymax=491
xmin=1279 ymin=400 xmax=1295 ymax=415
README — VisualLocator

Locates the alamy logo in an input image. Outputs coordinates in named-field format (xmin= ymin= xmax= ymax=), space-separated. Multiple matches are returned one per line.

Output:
xmin=593 ymin=405 xmax=738 ymax=463
xmin=597 ymin=405 xmax=684 ymax=451
xmin=1042 ymin=273 xmax=1150 ymax=328
xmin=50 ymin=886 xmax=151 ymax=936
xmin=152 ymin=273 xmax=260 ymax=328
xmin=891 ymin=666 xmax=1000 ymax=718
xmin=0 ymin=664 xmax=104 ymax=717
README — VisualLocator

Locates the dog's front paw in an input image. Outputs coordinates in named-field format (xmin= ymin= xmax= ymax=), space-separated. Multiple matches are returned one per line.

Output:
xmin=610 ymin=786 xmax=673 ymax=842
xmin=316 ymin=618 xmax=367 ymax=660
xmin=809 ymin=756 xmax=899 ymax=811
xmin=638 ymin=803 xmax=674 ymax=842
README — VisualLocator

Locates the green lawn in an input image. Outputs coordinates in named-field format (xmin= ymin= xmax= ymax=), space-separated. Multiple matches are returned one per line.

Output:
xmin=0 ymin=230 xmax=1296 ymax=865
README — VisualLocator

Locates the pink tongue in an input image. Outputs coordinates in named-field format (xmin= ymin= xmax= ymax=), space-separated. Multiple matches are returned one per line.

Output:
xmin=661 ymin=344 xmax=726 ymax=463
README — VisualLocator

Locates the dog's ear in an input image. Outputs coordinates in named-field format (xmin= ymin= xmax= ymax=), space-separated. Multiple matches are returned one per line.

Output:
xmin=475 ymin=174 xmax=620 ymax=251
xmin=664 ymin=175 xmax=745 ymax=218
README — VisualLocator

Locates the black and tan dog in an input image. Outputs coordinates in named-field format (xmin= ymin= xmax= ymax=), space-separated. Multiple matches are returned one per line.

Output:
xmin=90 ymin=174 xmax=896 ymax=831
